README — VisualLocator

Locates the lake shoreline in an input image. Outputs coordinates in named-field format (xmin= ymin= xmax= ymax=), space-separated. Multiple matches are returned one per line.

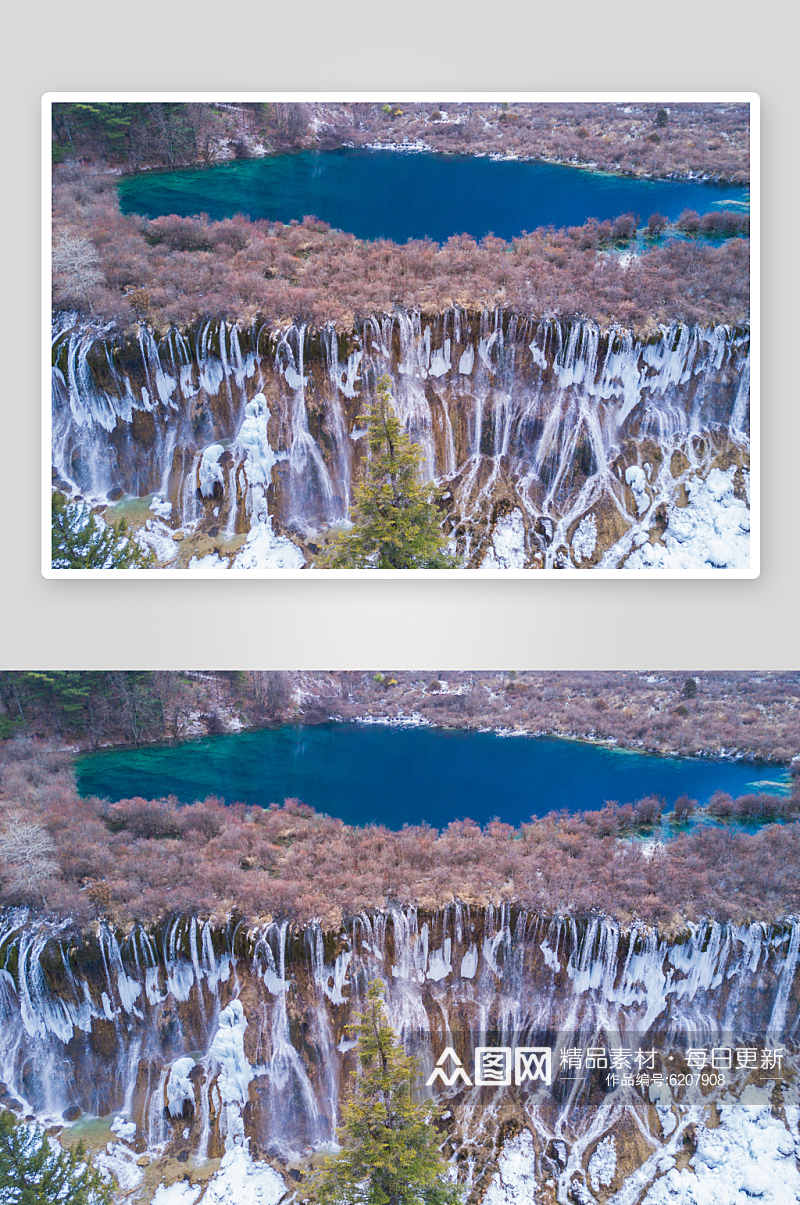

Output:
xmin=74 ymin=717 xmax=792 ymax=822
xmin=62 ymin=710 xmax=791 ymax=771
xmin=111 ymin=143 xmax=750 ymax=191
xmin=115 ymin=146 xmax=749 ymax=239
xmin=9 ymin=672 xmax=796 ymax=771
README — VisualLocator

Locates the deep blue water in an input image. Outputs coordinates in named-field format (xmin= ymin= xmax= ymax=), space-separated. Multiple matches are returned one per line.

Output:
xmin=118 ymin=148 xmax=749 ymax=244
xmin=76 ymin=723 xmax=787 ymax=831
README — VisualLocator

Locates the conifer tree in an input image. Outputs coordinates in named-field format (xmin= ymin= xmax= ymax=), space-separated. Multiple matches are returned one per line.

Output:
xmin=308 ymin=982 xmax=461 ymax=1205
xmin=51 ymin=492 xmax=153 ymax=570
xmin=318 ymin=377 xmax=459 ymax=569
xmin=0 ymin=1111 xmax=111 ymax=1205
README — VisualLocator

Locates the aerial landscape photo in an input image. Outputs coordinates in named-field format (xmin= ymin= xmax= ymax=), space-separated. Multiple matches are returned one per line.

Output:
xmin=0 ymin=668 xmax=797 ymax=1203
xmin=47 ymin=97 xmax=754 ymax=574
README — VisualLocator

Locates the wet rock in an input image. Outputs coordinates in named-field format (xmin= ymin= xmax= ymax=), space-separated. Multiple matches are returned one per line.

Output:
xmin=670 ymin=449 xmax=690 ymax=478
xmin=189 ymin=1158 xmax=221 ymax=1185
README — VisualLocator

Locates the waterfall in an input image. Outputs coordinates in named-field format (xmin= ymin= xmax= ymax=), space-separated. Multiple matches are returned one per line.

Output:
xmin=50 ymin=311 xmax=750 ymax=569
xmin=0 ymin=905 xmax=793 ymax=1198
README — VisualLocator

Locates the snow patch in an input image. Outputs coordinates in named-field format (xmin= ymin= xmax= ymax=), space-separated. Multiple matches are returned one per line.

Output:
xmin=528 ymin=341 xmax=548 ymax=369
xmin=138 ymin=519 xmax=178 ymax=563
xmin=95 ymin=1141 xmax=144 ymax=1193
xmin=626 ymin=465 xmax=649 ymax=514
xmin=540 ymin=940 xmax=561 ymax=973
xmin=480 ymin=509 xmax=526 ymax=570
xmin=186 ymin=553 xmax=230 ymax=572
xmin=230 ymin=522 xmax=305 ymax=571
xmin=589 ymin=1134 xmax=617 ymax=1191
xmin=643 ymin=1085 xmax=800 ymax=1204
xmin=460 ymin=945 xmax=479 ymax=979
xmin=151 ymin=1183 xmax=201 ymax=1205
xmin=483 ymin=1130 xmax=538 ymax=1203
xmin=208 ymin=1000 xmax=253 ymax=1149
xmin=429 ymin=339 xmax=451 ymax=378
xmin=228 ymin=394 xmax=305 ymax=571
xmin=625 ymin=468 xmax=750 ymax=571
xmin=202 ymin=1144 xmax=286 ymax=1205
xmin=649 ymin=1082 xmax=676 ymax=1135
xmin=149 ymin=494 xmax=173 ymax=519
xmin=110 ymin=1115 xmax=136 ymax=1142
xmin=199 ymin=444 xmax=226 ymax=498
xmin=166 ymin=1057 xmax=196 ymax=1118
xmin=572 ymin=513 xmax=597 ymax=564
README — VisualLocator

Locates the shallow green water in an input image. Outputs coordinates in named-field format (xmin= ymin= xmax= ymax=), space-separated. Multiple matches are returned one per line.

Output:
xmin=118 ymin=148 xmax=749 ymax=243
xmin=77 ymin=724 xmax=787 ymax=831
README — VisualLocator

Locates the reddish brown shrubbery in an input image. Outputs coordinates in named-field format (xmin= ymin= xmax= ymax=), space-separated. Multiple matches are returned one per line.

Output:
xmin=335 ymin=671 xmax=800 ymax=765
xmin=706 ymin=792 xmax=797 ymax=822
xmin=0 ymin=737 xmax=797 ymax=931
xmin=359 ymin=100 xmax=750 ymax=184
xmin=52 ymin=163 xmax=750 ymax=334
xmin=2 ymin=673 xmax=796 ymax=931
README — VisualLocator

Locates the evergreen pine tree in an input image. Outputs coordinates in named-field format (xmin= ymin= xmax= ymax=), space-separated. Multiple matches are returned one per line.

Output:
xmin=308 ymin=982 xmax=461 ymax=1205
xmin=51 ymin=492 xmax=153 ymax=570
xmin=0 ymin=1111 xmax=111 ymax=1205
xmin=318 ymin=377 xmax=459 ymax=569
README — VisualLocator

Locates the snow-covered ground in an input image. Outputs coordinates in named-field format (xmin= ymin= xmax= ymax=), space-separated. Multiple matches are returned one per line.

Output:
xmin=479 ymin=1085 xmax=800 ymax=1205
xmin=95 ymin=1140 xmax=144 ymax=1194
xmin=228 ymin=522 xmax=304 ymax=571
xmin=483 ymin=1131 xmax=540 ymax=1204
xmin=623 ymin=467 xmax=750 ymax=571
xmin=149 ymin=1146 xmax=285 ymax=1205
xmin=572 ymin=512 xmax=598 ymax=564
xmin=137 ymin=518 xmax=179 ymax=563
xmin=642 ymin=1085 xmax=800 ymax=1205
xmin=479 ymin=509 xmax=526 ymax=570
xmin=354 ymin=712 xmax=431 ymax=728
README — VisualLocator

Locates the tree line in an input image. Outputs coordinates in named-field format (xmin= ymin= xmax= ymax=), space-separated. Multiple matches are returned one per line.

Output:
xmin=0 ymin=670 xmax=294 ymax=745
xmin=52 ymin=101 xmax=308 ymax=168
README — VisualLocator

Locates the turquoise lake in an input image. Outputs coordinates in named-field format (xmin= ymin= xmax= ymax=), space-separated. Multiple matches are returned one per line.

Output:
xmin=76 ymin=724 xmax=788 ymax=831
xmin=117 ymin=148 xmax=749 ymax=244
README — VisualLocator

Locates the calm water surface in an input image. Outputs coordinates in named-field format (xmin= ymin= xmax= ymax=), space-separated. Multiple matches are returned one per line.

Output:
xmin=76 ymin=724 xmax=787 ymax=830
xmin=118 ymin=149 xmax=749 ymax=243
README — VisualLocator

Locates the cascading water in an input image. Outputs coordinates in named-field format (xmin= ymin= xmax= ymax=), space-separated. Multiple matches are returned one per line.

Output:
xmin=0 ymin=904 xmax=794 ymax=1182
xmin=51 ymin=309 xmax=750 ymax=569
